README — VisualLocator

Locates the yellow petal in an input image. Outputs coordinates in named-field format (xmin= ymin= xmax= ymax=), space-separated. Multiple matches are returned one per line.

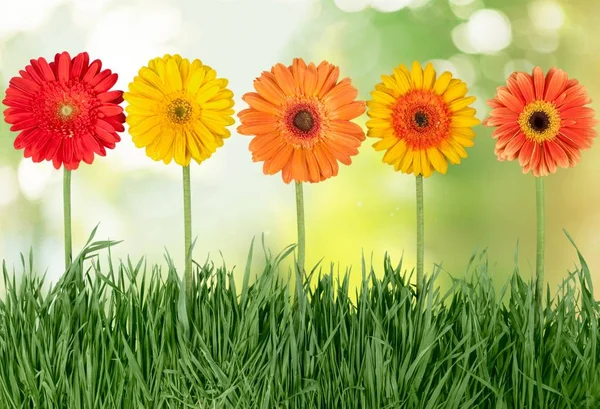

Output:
xmin=411 ymin=61 xmax=423 ymax=89
xmin=382 ymin=140 xmax=407 ymax=164
xmin=196 ymin=83 xmax=222 ymax=105
xmin=443 ymin=82 xmax=468 ymax=103
xmin=372 ymin=137 xmax=398 ymax=151
xmin=393 ymin=66 xmax=412 ymax=93
xmin=398 ymin=148 xmax=414 ymax=172
xmin=381 ymin=75 xmax=402 ymax=97
xmin=366 ymin=108 xmax=393 ymax=119
xmin=165 ymin=58 xmax=183 ymax=92
xmin=185 ymin=69 xmax=206 ymax=95
xmin=370 ymin=90 xmax=397 ymax=105
xmin=422 ymin=63 xmax=436 ymax=90
xmin=449 ymin=96 xmax=476 ymax=112
xmin=433 ymin=71 xmax=453 ymax=95
xmin=451 ymin=116 xmax=481 ymax=127
xmin=427 ymin=147 xmax=448 ymax=174
xmin=420 ymin=149 xmax=433 ymax=177
xmin=173 ymin=131 xmax=189 ymax=166
xmin=412 ymin=148 xmax=422 ymax=175
xmin=129 ymin=80 xmax=164 ymax=101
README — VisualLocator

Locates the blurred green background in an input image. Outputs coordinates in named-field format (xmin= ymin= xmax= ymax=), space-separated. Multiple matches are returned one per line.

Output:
xmin=0 ymin=0 xmax=598 ymax=296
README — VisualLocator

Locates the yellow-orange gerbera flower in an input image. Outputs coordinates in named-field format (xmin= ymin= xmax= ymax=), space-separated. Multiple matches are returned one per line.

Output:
xmin=237 ymin=58 xmax=366 ymax=183
xmin=366 ymin=61 xmax=480 ymax=177
xmin=124 ymin=54 xmax=235 ymax=166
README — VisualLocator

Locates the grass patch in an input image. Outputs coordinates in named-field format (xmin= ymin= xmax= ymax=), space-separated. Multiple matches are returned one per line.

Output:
xmin=0 ymin=231 xmax=599 ymax=408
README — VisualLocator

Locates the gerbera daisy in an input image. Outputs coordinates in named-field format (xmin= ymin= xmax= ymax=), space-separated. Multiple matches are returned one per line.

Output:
xmin=237 ymin=58 xmax=366 ymax=274
xmin=124 ymin=54 xmax=235 ymax=301
xmin=484 ymin=67 xmax=597 ymax=177
xmin=124 ymin=54 xmax=235 ymax=166
xmin=2 ymin=51 xmax=125 ymax=170
xmin=237 ymin=58 xmax=366 ymax=184
xmin=366 ymin=61 xmax=480 ymax=177
xmin=2 ymin=51 xmax=125 ymax=269
xmin=365 ymin=61 xmax=479 ymax=295
xmin=484 ymin=66 xmax=597 ymax=307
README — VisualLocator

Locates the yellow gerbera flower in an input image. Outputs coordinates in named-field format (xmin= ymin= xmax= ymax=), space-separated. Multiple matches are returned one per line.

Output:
xmin=366 ymin=61 xmax=480 ymax=177
xmin=124 ymin=54 xmax=235 ymax=166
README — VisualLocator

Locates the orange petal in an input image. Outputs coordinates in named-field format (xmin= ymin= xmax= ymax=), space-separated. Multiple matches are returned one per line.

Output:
xmin=265 ymin=144 xmax=293 ymax=174
xmin=242 ymin=92 xmax=280 ymax=115
xmin=329 ymin=101 xmax=366 ymax=120
xmin=271 ymin=64 xmax=295 ymax=95
xmin=254 ymin=73 xmax=286 ymax=105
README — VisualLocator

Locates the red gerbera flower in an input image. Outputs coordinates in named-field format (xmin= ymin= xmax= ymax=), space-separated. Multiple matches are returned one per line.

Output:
xmin=2 ymin=51 xmax=125 ymax=170
xmin=484 ymin=67 xmax=597 ymax=176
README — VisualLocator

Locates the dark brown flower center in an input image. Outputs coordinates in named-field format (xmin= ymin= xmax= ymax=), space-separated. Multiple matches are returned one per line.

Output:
xmin=414 ymin=111 xmax=429 ymax=128
xmin=529 ymin=111 xmax=550 ymax=133
xmin=293 ymin=110 xmax=314 ymax=132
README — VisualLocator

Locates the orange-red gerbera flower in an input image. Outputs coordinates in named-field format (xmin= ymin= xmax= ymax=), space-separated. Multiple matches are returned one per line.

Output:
xmin=484 ymin=67 xmax=597 ymax=176
xmin=2 ymin=51 xmax=125 ymax=170
xmin=237 ymin=58 xmax=366 ymax=183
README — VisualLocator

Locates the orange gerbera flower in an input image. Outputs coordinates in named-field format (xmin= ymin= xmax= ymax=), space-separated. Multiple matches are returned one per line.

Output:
xmin=237 ymin=58 xmax=366 ymax=183
xmin=484 ymin=67 xmax=598 ymax=176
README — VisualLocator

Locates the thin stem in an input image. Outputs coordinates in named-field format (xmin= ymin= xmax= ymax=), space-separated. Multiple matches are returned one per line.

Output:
xmin=63 ymin=168 xmax=72 ymax=270
xmin=535 ymin=176 xmax=545 ymax=306
xmin=295 ymin=181 xmax=306 ymax=274
xmin=416 ymin=174 xmax=424 ymax=296
xmin=183 ymin=166 xmax=192 ymax=299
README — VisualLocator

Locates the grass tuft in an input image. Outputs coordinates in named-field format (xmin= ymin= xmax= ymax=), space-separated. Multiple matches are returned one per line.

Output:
xmin=1 ymin=231 xmax=599 ymax=408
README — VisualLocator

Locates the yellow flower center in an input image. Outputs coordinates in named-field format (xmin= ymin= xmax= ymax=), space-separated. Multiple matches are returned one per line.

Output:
xmin=167 ymin=98 xmax=193 ymax=124
xmin=518 ymin=100 xmax=561 ymax=143
xmin=58 ymin=103 xmax=76 ymax=120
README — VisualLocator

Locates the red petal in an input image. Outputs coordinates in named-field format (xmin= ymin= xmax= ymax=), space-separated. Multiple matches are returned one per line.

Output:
xmin=544 ymin=68 xmax=568 ymax=102
xmin=516 ymin=73 xmax=535 ymax=103
xmin=496 ymin=88 xmax=524 ymax=113
xmin=98 ymin=104 xmax=123 ymax=117
xmin=71 ymin=52 xmax=90 ymax=80
xmin=56 ymin=52 xmax=72 ymax=83
xmin=545 ymin=140 xmax=569 ymax=168
xmin=33 ymin=57 xmax=56 ymax=82
xmin=97 ymin=90 xmax=123 ymax=103
xmin=10 ymin=77 xmax=40 ymax=94
xmin=81 ymin=60 xmax=102 ymax=83
xmin=532 ymin=67 xmax=545 ymax=100
xmin=10 ymin=117 xmax=41 ymax=131
xmin=14 ymin=128 xmax=41 ymax=149
xmin=93 ymin=72 xmax=118 ymax=93
xmin=86 ymin=70 xmax=111 ymax=89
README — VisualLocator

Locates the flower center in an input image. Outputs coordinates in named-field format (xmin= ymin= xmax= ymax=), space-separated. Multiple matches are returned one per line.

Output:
xmin=528 ymin=111 xmax=550 ymax=132
xmin=518 ymin=100 xmax=561 ymax=143
xmin=293 ymin=110 xmax=314 ymax=132
xmin=391 ymin=90 xmax=452 ymax=150
xmin=282 ymin=99 xmax=324 ymax=147
xmin=414 ymin=111 xmax=429 ymax=128
xmin=59 ymin=104 xmax=76 ymax=119
xmin=168 ymin=98 xmax=193 ymax=124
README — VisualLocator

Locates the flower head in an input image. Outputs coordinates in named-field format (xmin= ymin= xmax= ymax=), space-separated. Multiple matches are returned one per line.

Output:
xmin=2 ymin=51 xmax=125 ymax=170
xmin=484 ymin=67 xmax=597 ymax=176
xmin=366 ymin=61 xmax=479 ymax=177
xmin=237 ymin=58 xmax=366 ymax=184
xmin=124 ymin=54 xmax=235 ymax=166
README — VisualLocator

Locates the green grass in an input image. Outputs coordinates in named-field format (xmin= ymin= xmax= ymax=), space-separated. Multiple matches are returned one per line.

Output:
xmin=0 ymin=231 xmax=599 ymax=408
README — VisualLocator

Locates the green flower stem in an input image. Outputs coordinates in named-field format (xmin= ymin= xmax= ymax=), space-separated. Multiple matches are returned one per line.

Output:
xmin=63 ymin=169 xmax=72 ymax=270
xmin=535 ymin=176 xmax=545 ymax=306
xmin=295 ymin=181 xmax=306 ymax=274
xmin=183 ymin=165 xmax=192 ymax=299
xmin=416 ymin=174 xmax=424 ymax=296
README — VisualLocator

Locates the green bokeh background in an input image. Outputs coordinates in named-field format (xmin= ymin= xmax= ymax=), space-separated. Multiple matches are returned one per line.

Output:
xmin=0 ymin=0 xmax=598 ymax=296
